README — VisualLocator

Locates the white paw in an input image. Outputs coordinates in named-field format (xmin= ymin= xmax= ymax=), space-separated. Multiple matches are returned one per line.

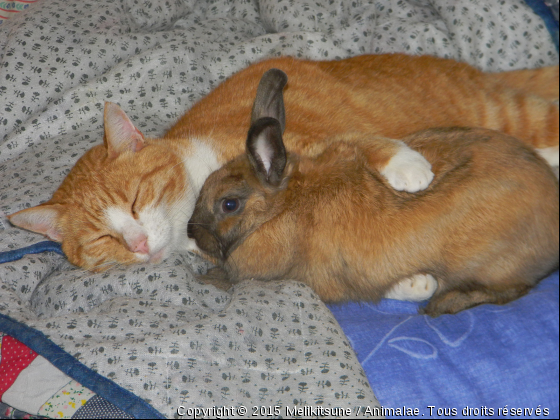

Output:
xmin=381 ymin=145 xmax=434 ymax=193
xmin=385 ymin=274 xmax=438 ymax=302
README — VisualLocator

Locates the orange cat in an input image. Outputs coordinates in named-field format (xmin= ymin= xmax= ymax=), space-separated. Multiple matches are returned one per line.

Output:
xmin=8 ymin=54 xmax=560 ymax=274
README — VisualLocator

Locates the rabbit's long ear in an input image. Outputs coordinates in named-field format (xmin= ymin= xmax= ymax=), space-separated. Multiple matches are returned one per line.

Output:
xmin=251 ymin=69 xmax=288 ymax=133
xmin=246 ymin=117 xmax=287 ymax=187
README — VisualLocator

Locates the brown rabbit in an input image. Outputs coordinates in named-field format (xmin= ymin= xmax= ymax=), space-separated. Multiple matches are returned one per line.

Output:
xmin=188 ymin=72 xmax=559 ymax=317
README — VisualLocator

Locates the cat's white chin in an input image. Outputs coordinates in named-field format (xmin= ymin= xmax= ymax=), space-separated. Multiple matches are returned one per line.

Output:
xmin=135 ymin=240 xmax=199 ymax=266
xmin=132 ymin=247 xmax=167 ymax=264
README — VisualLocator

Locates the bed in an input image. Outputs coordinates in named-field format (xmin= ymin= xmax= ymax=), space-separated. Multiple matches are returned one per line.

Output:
xmin=0 ymin=0 xmax=558 ymax=418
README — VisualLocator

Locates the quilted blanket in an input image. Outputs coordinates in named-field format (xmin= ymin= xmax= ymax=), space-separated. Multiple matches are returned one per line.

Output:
xmin=0 ymin=0 xmax=558 ymax=418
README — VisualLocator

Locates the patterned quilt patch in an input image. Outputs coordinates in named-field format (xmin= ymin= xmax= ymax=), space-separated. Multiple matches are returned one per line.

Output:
xmin=0 ymin=335 xmax=38 ymax=399
xmin=38 ymin=380 xmax=96 ymax=419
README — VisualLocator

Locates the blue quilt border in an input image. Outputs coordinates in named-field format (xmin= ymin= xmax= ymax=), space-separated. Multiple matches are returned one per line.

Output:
xmin=0 ymin=240 xmax=64 ymax=264
xmin=0 ymin=241 xmax=165 ymax=419
xmin=0 ymin=313 xmax=165 ymax=419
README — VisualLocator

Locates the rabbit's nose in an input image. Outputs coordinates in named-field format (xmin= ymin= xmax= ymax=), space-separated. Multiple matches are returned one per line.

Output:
xmin=187 ymin=221 xmax=195 ymax=239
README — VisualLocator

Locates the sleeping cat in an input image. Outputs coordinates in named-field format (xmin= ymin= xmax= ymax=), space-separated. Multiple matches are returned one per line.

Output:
xmin=8 ymin=54 xmax=560 ymax=276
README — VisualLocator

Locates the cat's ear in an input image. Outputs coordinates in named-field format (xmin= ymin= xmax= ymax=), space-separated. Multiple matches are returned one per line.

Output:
xmin=251 ymin=69 xmax=288 ymax=132
xmin=7 ymin=205 xmax=64 ymax=242
xmin=246 ymin=117 xmax=287 ymax=187
xmin=103 ymin=102 xmax=145 ymax=159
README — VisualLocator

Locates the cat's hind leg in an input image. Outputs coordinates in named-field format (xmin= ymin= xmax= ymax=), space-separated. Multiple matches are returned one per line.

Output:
xmin=384 ymin=273 xmax=438 ymax=302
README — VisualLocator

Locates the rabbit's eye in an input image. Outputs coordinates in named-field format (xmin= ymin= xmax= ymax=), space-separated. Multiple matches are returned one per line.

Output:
xmin=221 ymin=198 xmax=240 ymax=214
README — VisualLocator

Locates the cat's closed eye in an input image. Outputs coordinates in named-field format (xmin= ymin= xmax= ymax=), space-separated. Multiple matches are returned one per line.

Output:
xmin=93 ymin=234 xmax=120 ymax=246
xmin=131 ymin=193 xmax=140 ymax=219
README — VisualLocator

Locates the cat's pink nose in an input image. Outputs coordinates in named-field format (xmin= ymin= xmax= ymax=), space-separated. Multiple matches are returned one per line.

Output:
xmin=130 ymin=237 xmax=149 ymax=254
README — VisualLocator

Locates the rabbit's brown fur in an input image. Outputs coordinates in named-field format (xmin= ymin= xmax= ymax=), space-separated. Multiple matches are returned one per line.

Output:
xmin=189 ymin=124 xmax=559 ymax=316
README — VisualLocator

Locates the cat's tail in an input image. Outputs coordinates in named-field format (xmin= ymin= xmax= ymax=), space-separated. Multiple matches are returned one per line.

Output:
xmin=488 ymin=65 xmax=559 ymax=101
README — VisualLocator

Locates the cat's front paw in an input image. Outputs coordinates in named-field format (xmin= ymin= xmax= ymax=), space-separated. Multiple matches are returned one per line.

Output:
xmin=381 ymin=146 xmax=434 ymax=192
xmin=385 ymin=273 xmax=438 ymax=301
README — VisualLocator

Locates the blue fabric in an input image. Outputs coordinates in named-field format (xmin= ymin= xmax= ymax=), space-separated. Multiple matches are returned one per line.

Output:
xmin=0 ymin=313 xmax=164 ymax=419
xmin=525 ymin=0 xmax=560 ymax=50
xmin=329 ymin=271 xmax=559 ymax=419
xmin=0 ymin=240 xmax=64 ymax=263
